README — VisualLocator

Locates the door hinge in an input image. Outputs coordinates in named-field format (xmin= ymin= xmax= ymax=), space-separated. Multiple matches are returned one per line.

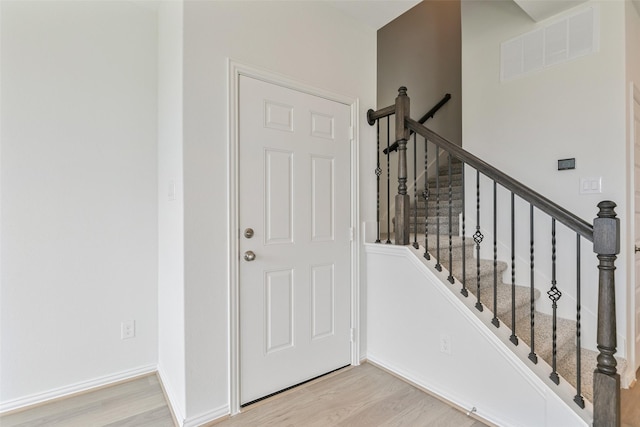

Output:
xmin=350 ymin=328 xmax=355 ymax=342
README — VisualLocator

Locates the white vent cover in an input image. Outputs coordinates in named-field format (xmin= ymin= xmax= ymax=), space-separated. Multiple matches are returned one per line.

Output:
xmin=501 ymin=6 xmax=598 ymax=81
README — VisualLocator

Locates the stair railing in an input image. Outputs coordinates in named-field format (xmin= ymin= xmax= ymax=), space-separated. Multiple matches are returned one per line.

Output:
xmin=367 ymin=87 xmax=621 ymax=426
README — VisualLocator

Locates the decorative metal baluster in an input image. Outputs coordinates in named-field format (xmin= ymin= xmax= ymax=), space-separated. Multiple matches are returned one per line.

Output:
xmin=548 ymin=218 xmax=562 ymax=385
xmin=413 ymin=133 xmax=419 ymax=249
xmin=492 ymin=181 xmax=499 ymax=327
xmin=461 ymin=163 xmax=468 ymax=297
xmin=423 ymin=139 xmax=430 ymax=260
xmin=574 ymin=233 xmax=585 ymax=408
xmin=375 ymin=120 xmax=381 ymax=243
xmin=473 ymin=170 xmax=484 ymax=312
xmin=510 ymin=193 xmax=519 ymax=345
xmin=529 ymin=205 xmax=538 ymax=364
xmin=435 ymin=152 xmax=442 ymax=271
xmin=448 ymin=154 xmax=454 ymax=284
xmin=386 ymin=116 xmax=391 ymax=244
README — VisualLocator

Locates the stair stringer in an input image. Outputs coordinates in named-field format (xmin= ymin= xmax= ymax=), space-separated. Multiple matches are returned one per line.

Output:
xmin=365 ymin=243 xmax=592 ymax=427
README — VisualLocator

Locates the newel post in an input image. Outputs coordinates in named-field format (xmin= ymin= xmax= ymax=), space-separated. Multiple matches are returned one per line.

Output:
xmin=395 ymin=87 xmax=410 ymax=245
xmin=592 ymin=200 xmax=621 ymax=427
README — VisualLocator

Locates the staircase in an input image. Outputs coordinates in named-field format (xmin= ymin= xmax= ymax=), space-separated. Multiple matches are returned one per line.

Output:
xmin=369 ymin=87 xmax=624 ymax=426
xmin=411 ymin=159 xmax=626 ymax=404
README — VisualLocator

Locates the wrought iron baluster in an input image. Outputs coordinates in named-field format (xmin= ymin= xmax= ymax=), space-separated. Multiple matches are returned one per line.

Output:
xmin=492 ymin=181 xmax=499 ymax=327
xmin=473 ymin=170 xmax=484 ymax=312
xmin=448 ymin=154 xmax=454 ymax=284
xmin=423 ymin=138 xmax=430 ymax=260
xmin=413 ymin=133 xmax=419 ymax=249
xmin=574 ymin=233 xmax=585 ymax=408
xmin=375 ymin=120 xmax=381 ymax=243
xmin=461 ymin=163 xmax=468 ymax=297
xmin=529 ymin=204 xmax=538 ymax=364
xmin=386 ymin=116 xmax=391 ymax=244
xmin=548 ymin=218 xmax=561 ymax=385
xmin=435 ymin=152 xmax=442 ymax=271
xmin=510 ymin=192 xmax=519 ymax=345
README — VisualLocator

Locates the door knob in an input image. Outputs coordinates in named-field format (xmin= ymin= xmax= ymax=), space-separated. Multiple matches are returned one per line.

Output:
xmin=243 ymin=250 xmax=256 ymax=262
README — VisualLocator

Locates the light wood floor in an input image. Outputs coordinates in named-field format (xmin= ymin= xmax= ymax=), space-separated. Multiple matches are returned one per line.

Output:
xmin=621 ymin=368 xmax=640 ymax=427
xmin=212 ymin=363 xmax=488 ymax=427
xmin=1 ymin=363 xmax=637 ymax=427
xmin=0 ymin=374 xmax=174 ymax=427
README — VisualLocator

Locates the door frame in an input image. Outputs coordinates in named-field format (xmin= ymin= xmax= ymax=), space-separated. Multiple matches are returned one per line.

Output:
xmin=629 ymin=81 xmax=640 ymax=379
xmin=227 ymin=60 xmax=360 ymax=415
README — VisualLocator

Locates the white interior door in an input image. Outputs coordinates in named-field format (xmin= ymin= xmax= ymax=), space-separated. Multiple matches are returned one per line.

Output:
xmin=238 ymin=76 xmax=352 ymax=405
xmin=634 ymin=97 xmax=640 ymax=373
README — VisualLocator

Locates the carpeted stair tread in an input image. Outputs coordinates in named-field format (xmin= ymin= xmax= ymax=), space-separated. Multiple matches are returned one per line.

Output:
xmin=555 ymin=348 xmax=628 ymax=402
xmin=415 ymin=199 xmax=464 ymax=210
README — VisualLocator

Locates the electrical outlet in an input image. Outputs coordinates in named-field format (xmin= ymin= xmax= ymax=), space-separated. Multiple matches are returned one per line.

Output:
xmin=440 ymin=334 xmax=452 ymax=355
xmin=121 ymin=320 xmax=135 ymax=340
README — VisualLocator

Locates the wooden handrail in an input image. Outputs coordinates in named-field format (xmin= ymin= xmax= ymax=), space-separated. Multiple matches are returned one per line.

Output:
xmin=405 ymin=117 xmax=594 ymax=241
xmin=367 ymin=104 xmax=395 ymax=125
xmin=382 ymin=93 xmax=452 ymax=155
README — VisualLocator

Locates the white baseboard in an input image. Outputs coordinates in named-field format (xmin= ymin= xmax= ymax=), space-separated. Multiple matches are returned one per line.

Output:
xmin=157 ymin=365 xmax=185 ymax=426
xmin=156 ymin=366 xmax=229 ymax=427
xmin=183 ymin=405 xmax=229 ymax=427
xmin=0 ymin=364 xmax=157 ymax=415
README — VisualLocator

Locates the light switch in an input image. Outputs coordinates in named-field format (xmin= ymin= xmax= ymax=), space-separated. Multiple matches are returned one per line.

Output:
xmin=580 ymin=177 xmax=601 ymax=194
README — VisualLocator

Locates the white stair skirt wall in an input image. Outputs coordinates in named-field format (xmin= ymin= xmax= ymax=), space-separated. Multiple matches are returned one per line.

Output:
xmin=365 ymin=243 xmax=590 ymax=427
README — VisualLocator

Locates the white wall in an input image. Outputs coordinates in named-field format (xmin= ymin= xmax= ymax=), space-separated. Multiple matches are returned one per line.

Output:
xmin=461 ymin=0 xmax=628 ymax=358
xmin=366 ymin=244 xmax=590 ymax=427
xmin=180 ymin=1 xmax=376 ymax=421
xmin=0 ymin=0 xmax=158 ymax=409
xmin=157 ymin=0 xmax=186 ymax=420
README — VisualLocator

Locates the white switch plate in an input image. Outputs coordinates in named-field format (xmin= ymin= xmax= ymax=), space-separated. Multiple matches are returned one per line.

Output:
xmin=580 ymin=177 xmax=602 ymax=194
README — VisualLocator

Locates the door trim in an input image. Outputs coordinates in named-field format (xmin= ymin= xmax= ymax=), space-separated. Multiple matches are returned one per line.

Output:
xmin=227 ymin=60 xmax=360 ymax=415
xmin=629 ymin=82 xmax=640 ymax=377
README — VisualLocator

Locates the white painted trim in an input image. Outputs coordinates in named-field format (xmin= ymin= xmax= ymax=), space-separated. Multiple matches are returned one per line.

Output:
xmin=629 ymin=81 xmax=640 ymax=376
xmin=0 ymin=364 xmax=157 ymax=415
xmin=227 ymin=59 xmax=360 ymax=415
xmin=157 ymin=364 xmax=186 ymax=426
xmin=183 ymin=405 xmax=229 ymax=427
xmin=350 ymin=98 xmax=361 ymax=366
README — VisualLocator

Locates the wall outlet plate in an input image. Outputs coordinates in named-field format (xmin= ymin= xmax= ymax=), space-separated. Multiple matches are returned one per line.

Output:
xmin=121 ymin=320 xmax=135 ymax=339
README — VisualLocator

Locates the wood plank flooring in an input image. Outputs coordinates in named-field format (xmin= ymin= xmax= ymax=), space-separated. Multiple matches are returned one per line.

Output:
xmin=0 ymin=374 xmax=174 ymax=427
xmin=621 ymin=368 xmax=640 ymax=427
xmin=1 ymin=363 xmax=637 ymax=426
xmin=212 ymin=363 xmax=488 ymax=427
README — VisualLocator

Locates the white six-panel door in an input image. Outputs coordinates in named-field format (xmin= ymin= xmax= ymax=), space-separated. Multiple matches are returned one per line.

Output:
xmin=238 ymin=76 xmax=351 ymax=404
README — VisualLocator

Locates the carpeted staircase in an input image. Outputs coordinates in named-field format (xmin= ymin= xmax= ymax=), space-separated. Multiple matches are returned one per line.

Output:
xmin=407 ymin=158 xmax=626 ymax=404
